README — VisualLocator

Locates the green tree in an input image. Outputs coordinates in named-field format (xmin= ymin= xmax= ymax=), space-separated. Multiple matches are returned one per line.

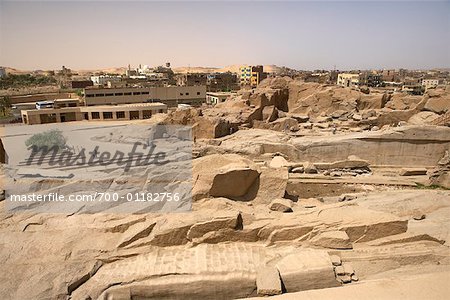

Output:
xmin=0 ymin=96 xmax=11 ymax=116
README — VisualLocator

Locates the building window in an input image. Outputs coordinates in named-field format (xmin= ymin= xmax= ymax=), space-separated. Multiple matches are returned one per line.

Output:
xmin=115 ymin=93 xmax=123 ymax=96
xmin=116 ymin=111 xmax=125 ymax=119
xmin=95 ymin=94 xmax=105 ymax=97
xmin=142 ymin=110 xmax=152 ymax=119
xmin=124 ymin=92 xmax=132 ymax=95
xmin=84 ymin=113 xmax=89 ymax=120
xmin=186 ymin=92 xmax=189 ymax=96
xmin=133 ymin=92 xmax=141 ymax=95
xmin=105 ymin=93 xmax=113 ymax=96
xmin=103 ymin=112 xmax=113 ymax=119
xmin=180 ymin=93 xmax=184 ymax=96
xmin=142 ymin=91 xmax=150 ymax=95
xmin=197 ymin=92 xmax=200 ymax=95
xmin=91 ymin=112 xmax=100 ymax=119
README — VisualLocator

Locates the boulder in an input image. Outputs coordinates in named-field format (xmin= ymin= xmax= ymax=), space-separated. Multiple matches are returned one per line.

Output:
xmin=187 ymin=213 xmax=243 ymax=240
xmin=255 ymin=167 xmax=288 ymax=204
xmin=331 ymin=110 xmax=347 ymax=119
xmin=117 ymin=221 xmax=156 ymax=248
xmin=352 ymin=114 xmax=362 ymax=121
xmin=269 ymin=198 xmax=294 ymax=212
xmin=337 ymin=275 xmax=352 ymax=284
xmin=262 ymin=105 xmax=278 ymax=122
xmin=408 ymin=111 xmax=440 ymax=125
xmin=256 ymin=266 xmax=282 ymax=296
xmin=424 ymin=93 xmax=450 ymax=114
xmin=192 ymin=154 xmax=260 ymax=200
xmin=335 ymin=266 xmax=345 ymax=276
xmin=330 ymin=255 xmax=341 ymax=266
xmin=291 ymin=166 xmax=304 ymax=173
xmin=288 ymin=113 xmax=310 ymax=123
xmin=310 ymin=231 xmax=352 ymax=249
xmin=276 ymin=250 xmax=340 ymax=293
xmin=399 ymin=168 xmax=427 ymax=176
xmin=315 ymin=123 xmax=329 ymax=129
xmin=304 ymin=162 xmax=318 ymax=174
xmin=342 ymin=263 xmax=355 ymax=275
xmin=209 ymin=167 xmax=260 ymax=198
xmin=269 ymin=156 xmax=289 ymax=168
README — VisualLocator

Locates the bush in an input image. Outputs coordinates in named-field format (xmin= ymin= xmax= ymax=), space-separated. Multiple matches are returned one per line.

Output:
xmin=25 ymin=129 xmax=67 ymax=150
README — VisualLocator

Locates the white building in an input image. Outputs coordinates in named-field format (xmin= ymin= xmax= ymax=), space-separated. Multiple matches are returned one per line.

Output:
xmin=422 ymin=79 xmax=439 ymax=90
xmin=337 ymin=73 xmax=360 ymax=88
xmin=206 ymin=92 xmax=235 ymax=106
xmin=90 ymin=75 xmax=122 ymax=86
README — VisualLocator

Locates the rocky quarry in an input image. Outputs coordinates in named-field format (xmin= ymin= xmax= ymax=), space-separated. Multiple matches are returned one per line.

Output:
xmin=1 ymin=77 xmax=450 ymax=299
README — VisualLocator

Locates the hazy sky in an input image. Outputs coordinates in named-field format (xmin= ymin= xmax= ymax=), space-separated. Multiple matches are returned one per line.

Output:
xmin=1 ymin=1 xmax=449 ymax=70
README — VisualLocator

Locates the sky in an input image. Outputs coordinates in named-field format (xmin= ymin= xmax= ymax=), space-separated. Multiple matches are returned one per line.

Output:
xmin=0 ymin=0 xmax=449 ymax=71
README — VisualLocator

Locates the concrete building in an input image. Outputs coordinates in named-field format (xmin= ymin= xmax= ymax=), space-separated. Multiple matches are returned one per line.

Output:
xmin=359 ymin=72 xmax=382 ymax=87
xmin=8 ymin=92 xmax=74 ymax=105
xmin=240 ymin=65 xmax=265 ymax=87
xmin=206 ymin=72 xmax=239 ymax=92
xmin=337 ymin=73 xmax=360 ymax=88
xmin=84 ymin=86 xmax=206 ymax=107
xmin=422 ymin=79 xmax=439 ymax=90
xmin=176 ymin=73 xmax=208 ymax=86
xmin=90 ymin=75 xmax=122 ymax=86
xmin=21 ymin=103 xmax=167 ymax=125
xmin=206 ymin=92 xmax=236 ymax=106
xmin=381 ymin=69 xmax=398 ymax=82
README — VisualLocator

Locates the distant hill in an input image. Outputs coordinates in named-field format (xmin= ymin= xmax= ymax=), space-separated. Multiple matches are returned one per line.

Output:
xmin=2 ymin=64 xmax=290 ymax=76
xmin=173 ymin=64 xmax=287 ymax=74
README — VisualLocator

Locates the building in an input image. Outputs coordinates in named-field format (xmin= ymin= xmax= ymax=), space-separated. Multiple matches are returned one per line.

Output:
xmin=239 ymin=65 xmax=265 ymax=87
xmin=21 ymin=103 xmax=167 ymax=125
xmin=206 ymin=72 xmax=239 ymax=92
xmin=206 ymin=92 xmax=236 ymax=106
xmin=90 ymin=75 xmax=122 ymax=86
xmin=8 ymin=92 xmax=74 ymax=105
xmin=381 ymin=69 xmax=398 ymax=82
xmin=70 ymin=80 xmax=94 ymax=89
xmin=359 ymin=72 xmax=382 ymax=87
xmin=176 ymin=73 xmax=208 ymax=86
xmin=422 ymin=79 xmax=439 ymax=90
xmin=337 ymin=73 xmax=360 ymax=88
xmin=84 ymin=86 xmax=206 ymax=107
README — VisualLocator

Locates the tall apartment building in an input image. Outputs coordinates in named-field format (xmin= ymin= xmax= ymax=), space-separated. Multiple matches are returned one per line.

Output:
xmin=239 ymin=65 xmax=265 ymax=87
